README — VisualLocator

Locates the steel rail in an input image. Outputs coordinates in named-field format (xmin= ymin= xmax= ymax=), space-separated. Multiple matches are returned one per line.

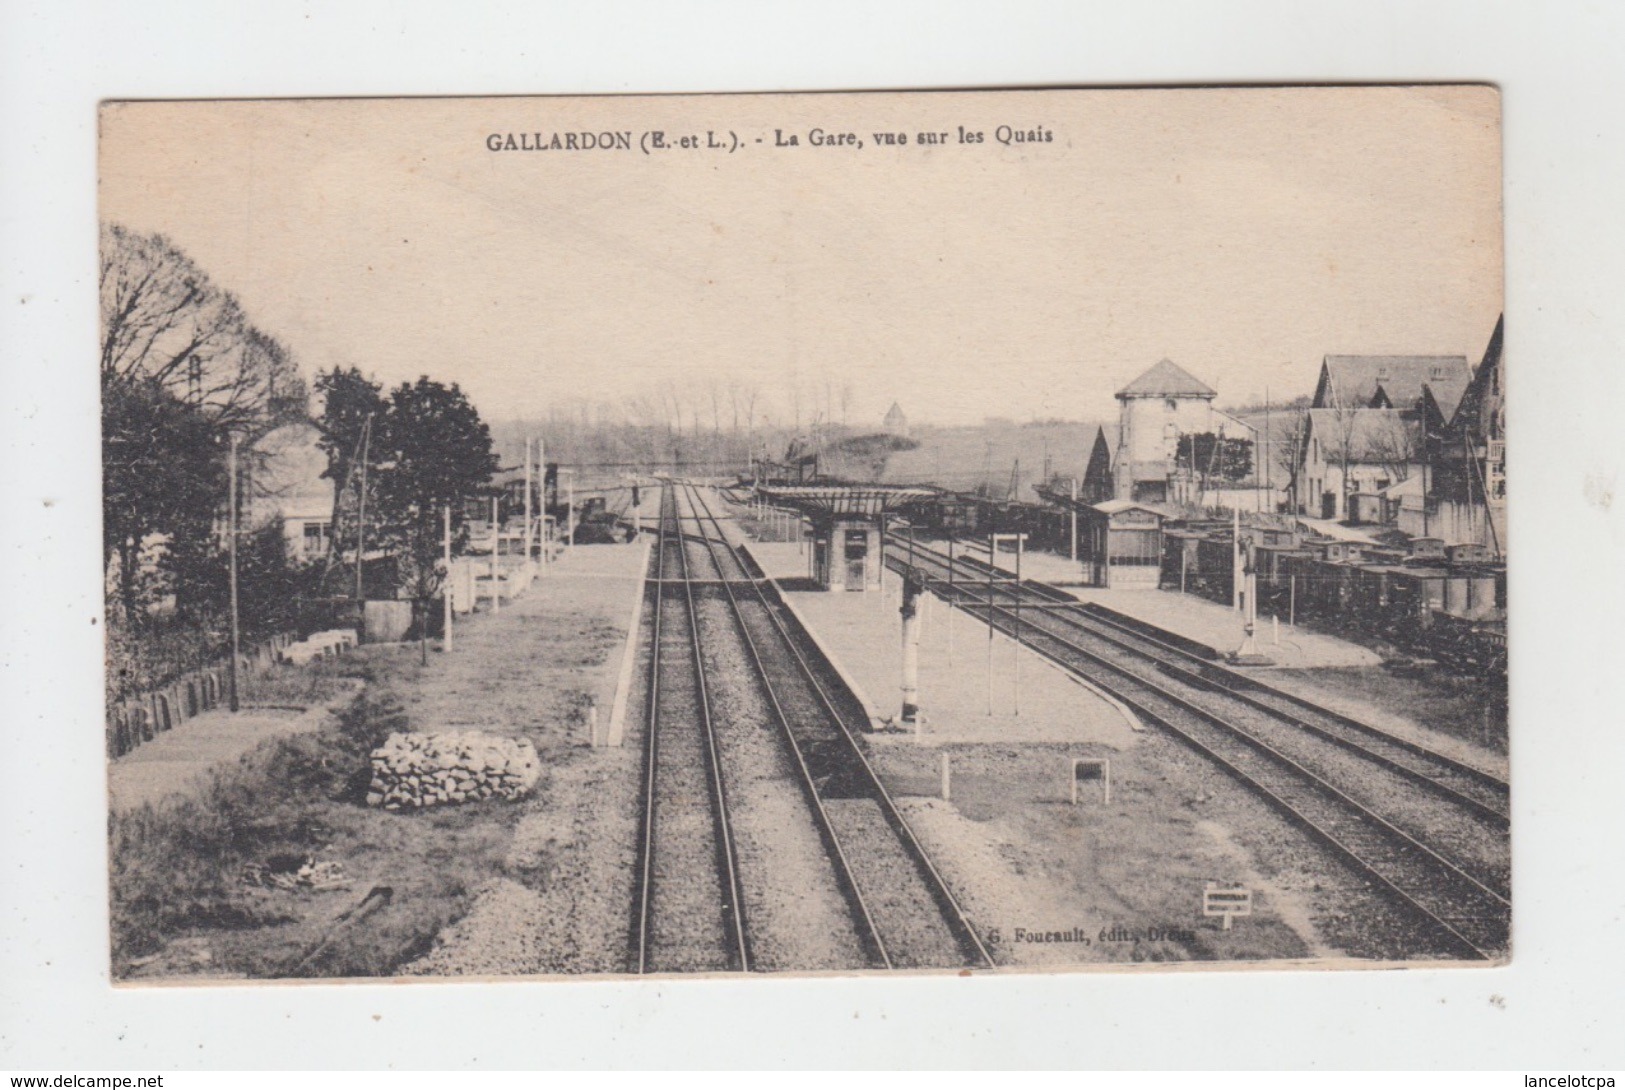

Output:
xmin=690 ymin=485 xmax=996 ymax=969
xmin=629 ymin=487 xmax=675 ymax=972
xmin=934 ymin=538 xmax=1509 ymax=794
xmin=886 ymin=534 xmax=1510 ymax=824
xmin=884 ymin=541 xmax=1506 ymax=958
xmin=631 ymin=484 xmax=751 ymax=973
xmin=672 ymin=482 xmax=894 ymax=970
xmin=972 ymin=593 xmax=1507 ymax=957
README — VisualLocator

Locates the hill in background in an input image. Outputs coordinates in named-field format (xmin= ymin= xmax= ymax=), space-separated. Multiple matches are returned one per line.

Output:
xmin=865 ymin=420 xmax=1114 ymax=502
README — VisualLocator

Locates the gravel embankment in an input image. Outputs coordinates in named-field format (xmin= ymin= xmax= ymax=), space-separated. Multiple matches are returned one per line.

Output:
xmin=1028 ymin=613 xmax=1510 ymax=896
xmin=642 ymin=585 xmax=735 ymax=973
xmin=693 ymin=591 xmax=871 ymax=972
xmin=822 ymin=797 xmax=968 ymax=969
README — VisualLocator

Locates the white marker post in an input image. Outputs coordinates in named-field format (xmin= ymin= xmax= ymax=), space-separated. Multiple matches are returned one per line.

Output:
xmin=939 ymin=753 xmax=952 ymax=801
xmin=523 ymin=437 xmax=533 ymax=573
xmin=538 ymin=437 xmax=548 ymax=573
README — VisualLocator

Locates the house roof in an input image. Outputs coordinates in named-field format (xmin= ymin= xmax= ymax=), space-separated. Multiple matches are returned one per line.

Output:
xmin=1445 ymin=315 xmax=1504 ymax=439
xmin=1306 ymin=408 xmax=1419 ymax=464
xmin=1296 ymin=517 xmax=1383 ymax=544
xmin=1115 ymin=359 xmax=1217 ymax=400
xmin=1317 ymin=355 xmax=1472 ymax=419
xmin=1378 ymin=475 xmax=1424 ymax=498
xmin=1091 ymin=498 xmax=1173 ymax=518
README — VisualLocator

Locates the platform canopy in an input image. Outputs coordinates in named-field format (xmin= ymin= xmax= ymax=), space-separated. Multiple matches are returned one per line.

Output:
xmin=756 ymin=484 xmax=939 ymax=517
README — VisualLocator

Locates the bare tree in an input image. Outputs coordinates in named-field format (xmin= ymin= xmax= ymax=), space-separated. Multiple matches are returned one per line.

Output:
xmin=1367 ymin=414 xmax=1420 ymax=485
xmin=100 ymin=223 xmax=299 ymax=431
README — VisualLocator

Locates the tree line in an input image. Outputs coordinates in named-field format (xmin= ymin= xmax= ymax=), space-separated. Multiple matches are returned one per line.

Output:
xmin=101 ymin=224 xmax=497 ymax=679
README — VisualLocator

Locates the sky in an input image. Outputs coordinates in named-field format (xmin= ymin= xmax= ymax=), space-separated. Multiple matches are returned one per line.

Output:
xmin=98 ymin=87 xmax=1503 ymax=429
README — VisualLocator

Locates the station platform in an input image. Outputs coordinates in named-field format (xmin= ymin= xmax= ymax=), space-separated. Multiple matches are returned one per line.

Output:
xmin=743 ymin=540 xmax=1141 ymax=749
xmin=928 ymin=537 xmax=1379 ymax=671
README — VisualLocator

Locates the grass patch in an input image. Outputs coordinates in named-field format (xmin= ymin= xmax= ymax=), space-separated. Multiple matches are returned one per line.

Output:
xmin=1272 ymin=665 xmax=1508 ymax=754
xmin=111 ymin=688 xmax=531 ymax=980
xmin=237 ymin=655 xmax=366 ymax=710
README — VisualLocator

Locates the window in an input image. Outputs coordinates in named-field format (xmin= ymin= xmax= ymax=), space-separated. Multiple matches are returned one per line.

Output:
xmin=1164 ymin=398 xmax=1178 ymax=412
xmin=1486 ymin=440 xmax=1506 ymax=501
xmin=302 ymin=520 xmax=332 ymax=557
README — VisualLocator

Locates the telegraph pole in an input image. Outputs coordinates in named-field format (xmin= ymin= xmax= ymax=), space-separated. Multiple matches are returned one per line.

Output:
xmin=986 ymin=532 xmax=995 ymax=716
xmin=442 ymin=503 xmax=453 ymax=652
xmin=1069 ymin=476 xmax=1078 ymax=562
xmin=227 ymin=432 xmax=241 ymax=713
xmin=355 ymin=413 xmax=373 ymax=629
xmin=1013 ymin=531 xmax=1023 ymax=717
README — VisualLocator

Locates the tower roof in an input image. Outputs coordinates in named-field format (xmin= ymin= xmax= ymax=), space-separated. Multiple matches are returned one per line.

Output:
xmin=1115 ymin=359 xmax=1217 ymax=400
xmin=883 ymin=401 xmax=907 ymax=424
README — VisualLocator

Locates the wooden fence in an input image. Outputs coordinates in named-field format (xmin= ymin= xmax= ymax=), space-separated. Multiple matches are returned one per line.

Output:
xmin=105 ymin=633 xmax=296 ymax=759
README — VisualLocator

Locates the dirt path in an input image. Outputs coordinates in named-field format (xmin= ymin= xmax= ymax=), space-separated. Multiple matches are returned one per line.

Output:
xmin=393 ymin=545 xmax=648 ymax=976
xmin=108 ymin=703 xmax=341 ymax=814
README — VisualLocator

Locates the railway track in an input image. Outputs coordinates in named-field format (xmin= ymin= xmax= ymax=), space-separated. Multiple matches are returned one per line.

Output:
xmin=631 ymin=487 xmax=749 ymax=973
xmin=885 ymin=534 xmax=1510 ymax=960
xmin=630 ymin=483 xmax=994 ymax=972
xmin=907 ymin=539 xmax=1510 ymax=824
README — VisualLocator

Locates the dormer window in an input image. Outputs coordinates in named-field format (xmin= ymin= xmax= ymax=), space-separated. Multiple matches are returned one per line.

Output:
xmin=1430 ymin=366 xmax=1447 ymax=380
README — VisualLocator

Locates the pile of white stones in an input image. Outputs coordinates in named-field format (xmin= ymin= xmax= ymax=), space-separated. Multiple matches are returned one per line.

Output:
xmin=281 ymin=629 xmax=358 ymax=665
xmin=366 ymin=731 xmax=541 ymax=811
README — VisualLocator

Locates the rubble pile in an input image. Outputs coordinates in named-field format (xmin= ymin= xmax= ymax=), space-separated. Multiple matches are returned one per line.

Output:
xmin=366 ymin=731 xmax=541 ymax=810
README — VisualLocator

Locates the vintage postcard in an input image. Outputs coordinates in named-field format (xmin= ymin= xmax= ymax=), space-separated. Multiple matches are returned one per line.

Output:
xmin=99 ymin=87 xmax=1506 ymax=982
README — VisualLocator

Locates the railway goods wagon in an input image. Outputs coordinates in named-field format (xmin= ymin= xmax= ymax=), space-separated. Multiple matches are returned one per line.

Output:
xmin=1160 ymin=529 xmax=1205 ymax=592
xmin=1407 ymin=536 xmax=1448 ymax=562
xmin=897 ymin=494 xmax=983 ymax=537
xmin=1252 ymin=542 xmax=1313 ymax=615
xmin=1188 ymin=533 xmax=1237 ymax=605
xmin=1440 ymin=569 xmax=1500 ymax=621
xmin=1446 ymin=542 xmax=1494 ymax=566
